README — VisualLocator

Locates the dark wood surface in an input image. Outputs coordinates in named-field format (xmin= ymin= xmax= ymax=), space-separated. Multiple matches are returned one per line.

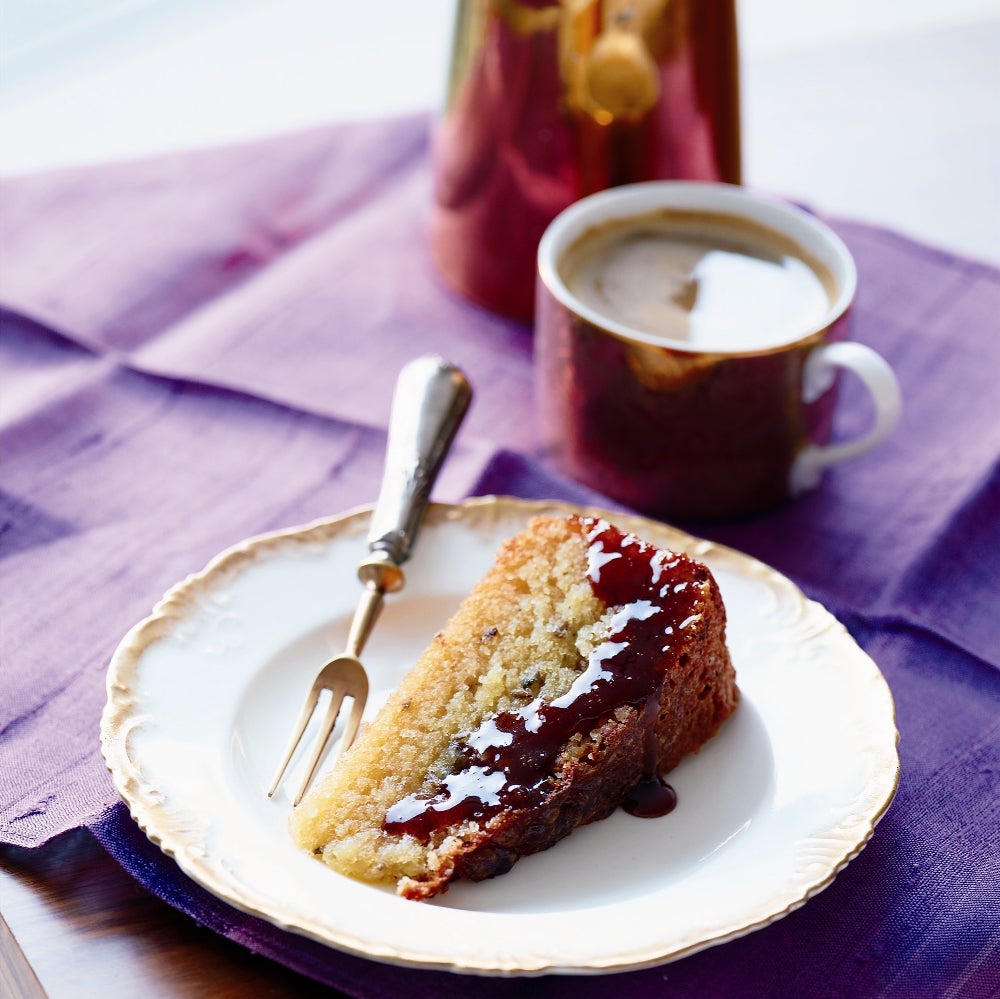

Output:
xmin=0 ymin=828 xmax=345 ymax=999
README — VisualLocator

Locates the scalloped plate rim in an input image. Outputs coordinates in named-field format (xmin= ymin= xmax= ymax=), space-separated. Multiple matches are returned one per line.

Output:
xmin=100 ymin=495 xmax=900 ymax=976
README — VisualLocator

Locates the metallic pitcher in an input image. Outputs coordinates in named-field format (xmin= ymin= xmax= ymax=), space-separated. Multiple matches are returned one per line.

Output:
xmin=429 ymin=0 xmax=742 ymax=321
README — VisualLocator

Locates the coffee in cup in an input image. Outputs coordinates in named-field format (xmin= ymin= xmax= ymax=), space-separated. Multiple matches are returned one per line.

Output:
xmin=560 ymin=210 xmax=837 ymax=350
xmin=535 ymin=182 xmax=901 ymax=520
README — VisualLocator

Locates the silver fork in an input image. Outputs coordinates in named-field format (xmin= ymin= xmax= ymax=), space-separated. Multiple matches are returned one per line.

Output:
xmin=267 ymin=355 xmax=472 ymax=805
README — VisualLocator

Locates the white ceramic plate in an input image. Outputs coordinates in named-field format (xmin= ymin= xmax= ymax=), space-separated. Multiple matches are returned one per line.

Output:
xmin=101 ymin=497 xmax=899 ymax=976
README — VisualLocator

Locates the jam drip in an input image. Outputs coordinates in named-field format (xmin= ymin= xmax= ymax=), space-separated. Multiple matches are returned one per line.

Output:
xmin=382 ymin=517 xmax=704 ymax=841
xmin=622 ymin=773 xmax=678 ymax=818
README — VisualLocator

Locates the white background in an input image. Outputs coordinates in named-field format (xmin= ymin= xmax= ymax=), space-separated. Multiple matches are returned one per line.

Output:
xmin=2 ymin=0 xmax=999 ymax=262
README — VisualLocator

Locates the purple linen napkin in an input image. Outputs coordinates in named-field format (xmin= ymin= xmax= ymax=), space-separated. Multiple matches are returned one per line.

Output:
xmin=2 ymin=114 xmax=999 ymax=997
xmin=0 ymin=114 xmax=538 ymax=452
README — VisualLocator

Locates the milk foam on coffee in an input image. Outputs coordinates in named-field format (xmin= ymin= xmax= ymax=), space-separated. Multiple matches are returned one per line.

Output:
xmin=560 ymin=210 xmax=836 ymax=350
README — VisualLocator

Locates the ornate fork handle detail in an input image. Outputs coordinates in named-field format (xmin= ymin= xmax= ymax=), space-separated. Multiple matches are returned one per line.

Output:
xmin=349 ymin=356 xmax=472 ymax=656
xmin=365 ymin=356 xmax=473 ymax=584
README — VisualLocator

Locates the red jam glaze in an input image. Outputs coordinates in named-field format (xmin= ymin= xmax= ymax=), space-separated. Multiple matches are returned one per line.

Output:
xmin=382 ymin=518 xmax=704 ymax=840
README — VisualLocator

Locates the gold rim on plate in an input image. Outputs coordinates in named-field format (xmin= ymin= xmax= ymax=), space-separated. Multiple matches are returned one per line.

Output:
xmin=101 ymin=496 xmax=899 ymax=975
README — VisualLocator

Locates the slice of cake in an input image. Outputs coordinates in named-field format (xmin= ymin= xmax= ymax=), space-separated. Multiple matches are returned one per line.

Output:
xmin=290 ymin=514 xmax=738 ymax=900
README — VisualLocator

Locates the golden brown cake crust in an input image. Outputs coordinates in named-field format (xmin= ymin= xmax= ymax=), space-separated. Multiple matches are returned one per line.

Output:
xmin=290 ymin=515 xmax=738 ymax=900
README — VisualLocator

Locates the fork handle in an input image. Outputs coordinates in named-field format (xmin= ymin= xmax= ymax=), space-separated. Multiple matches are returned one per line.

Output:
xmin=362 ymin=355 xmax=472 ymax=591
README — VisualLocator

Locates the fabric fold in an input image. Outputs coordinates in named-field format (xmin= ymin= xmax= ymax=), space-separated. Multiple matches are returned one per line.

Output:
xmin=0 ymin=114 xmax=431 ymax=354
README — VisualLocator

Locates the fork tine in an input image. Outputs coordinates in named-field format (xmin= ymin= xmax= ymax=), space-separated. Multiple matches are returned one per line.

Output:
xmin=337 ymin=690 xmax=366 ymax=757
xmin=292 ymin=690 xmax=348 ymax=807
xmin=266 ymin=685 xmax=321 ymax=798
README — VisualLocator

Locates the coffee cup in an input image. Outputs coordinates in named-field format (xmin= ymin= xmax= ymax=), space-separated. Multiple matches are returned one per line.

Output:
xmin=535 ymin=182 xmax=901 ymax=520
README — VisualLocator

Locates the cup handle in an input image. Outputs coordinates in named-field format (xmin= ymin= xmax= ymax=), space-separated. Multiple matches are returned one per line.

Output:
xmin=789 ymin=341 xmax=902 ymax=494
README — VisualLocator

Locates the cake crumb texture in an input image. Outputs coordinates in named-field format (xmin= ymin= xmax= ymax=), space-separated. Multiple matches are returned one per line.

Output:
xmin=290 ymin=515 xmax=737 ymax=899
